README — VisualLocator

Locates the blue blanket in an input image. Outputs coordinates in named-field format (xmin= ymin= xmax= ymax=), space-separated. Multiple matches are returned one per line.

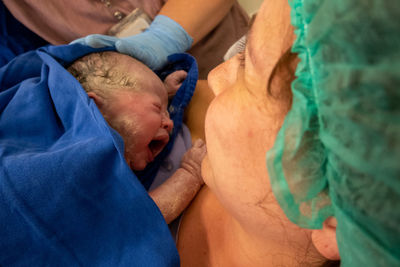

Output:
xmin=0 ymin=43 xmax=197 ymax=266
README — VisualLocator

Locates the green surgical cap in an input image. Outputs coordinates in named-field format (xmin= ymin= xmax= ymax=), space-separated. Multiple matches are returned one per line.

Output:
xmin=266 ymin=0 xmax=400 ymax=265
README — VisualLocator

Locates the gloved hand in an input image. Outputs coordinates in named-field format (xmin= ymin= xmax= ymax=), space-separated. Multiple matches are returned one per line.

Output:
xmin=70 ymin=15 xmax=193 ymax=70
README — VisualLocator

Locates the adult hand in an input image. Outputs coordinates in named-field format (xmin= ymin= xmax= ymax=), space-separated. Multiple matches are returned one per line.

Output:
xmin=71 ymin=15 xmax=193 ymax=70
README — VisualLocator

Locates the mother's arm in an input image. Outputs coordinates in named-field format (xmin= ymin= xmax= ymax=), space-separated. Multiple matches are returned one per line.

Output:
xmin=159 ymin=0 xmax=234 ymax=45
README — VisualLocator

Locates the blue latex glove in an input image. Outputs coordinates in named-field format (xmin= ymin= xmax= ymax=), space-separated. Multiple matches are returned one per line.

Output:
xmin=70 ymin=15 xmax=193 ymax=70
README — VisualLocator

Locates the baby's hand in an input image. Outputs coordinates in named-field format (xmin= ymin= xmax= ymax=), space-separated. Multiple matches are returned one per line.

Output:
xmin=149 ymin=139 xmax=206 ymax=223
xmin=164 ymin=70 xmax=187 ymax=98
xmin=180 ymin=139 xmax=207 ymax=185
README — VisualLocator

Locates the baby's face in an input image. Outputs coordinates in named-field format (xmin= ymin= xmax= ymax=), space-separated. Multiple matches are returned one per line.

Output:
xmin=102 ymin=55 xmax=173 ymax=171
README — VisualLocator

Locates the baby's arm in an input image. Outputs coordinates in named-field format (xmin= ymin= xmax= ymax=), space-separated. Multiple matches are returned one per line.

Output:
xmin=149 ymin=139 xmax=206 ymax=224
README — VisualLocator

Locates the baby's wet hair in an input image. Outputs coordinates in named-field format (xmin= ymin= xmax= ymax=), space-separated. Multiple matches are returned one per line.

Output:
xmin=67 ymin=51 xmax=139 ymax=99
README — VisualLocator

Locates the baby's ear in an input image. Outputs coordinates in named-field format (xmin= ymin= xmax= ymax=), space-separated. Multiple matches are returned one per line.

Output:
xmin=163 ymin=70 xmax=187 ymax=99
xmin=87 ymin=91 xmax=104 ymax=109
xmin=311 ymin=217 xmax=340 ymax=260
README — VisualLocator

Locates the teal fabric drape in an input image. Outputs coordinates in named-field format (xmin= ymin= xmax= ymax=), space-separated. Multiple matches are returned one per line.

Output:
xmin=267 ymin=0 xmax=400 ymax=265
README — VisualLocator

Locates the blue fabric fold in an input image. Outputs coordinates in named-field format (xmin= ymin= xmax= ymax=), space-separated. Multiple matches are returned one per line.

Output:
xmin=0 ymin=43 xmax=195 ymax=266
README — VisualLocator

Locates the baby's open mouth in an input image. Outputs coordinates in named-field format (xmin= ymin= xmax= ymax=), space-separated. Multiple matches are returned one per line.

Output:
xmin=148 ymin=134 xmax=170 ymax=161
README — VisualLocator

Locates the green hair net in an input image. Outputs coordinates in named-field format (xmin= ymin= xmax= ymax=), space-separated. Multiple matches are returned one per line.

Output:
xmin=266 ymin=0 xmax=400 ymax=265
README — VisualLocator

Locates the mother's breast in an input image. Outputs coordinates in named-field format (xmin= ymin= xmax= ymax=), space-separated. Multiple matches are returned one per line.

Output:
xmin=177 ymin=186 xmax=236 ymax=267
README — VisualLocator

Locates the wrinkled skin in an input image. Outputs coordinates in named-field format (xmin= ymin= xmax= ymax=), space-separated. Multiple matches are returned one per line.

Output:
xmin=164 ymin=70 xmax=187 ymax=99
xmin=150 ymin=139 xmax=206 ymax=224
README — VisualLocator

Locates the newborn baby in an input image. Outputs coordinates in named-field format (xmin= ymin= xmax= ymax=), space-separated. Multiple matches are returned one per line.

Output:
xmin=67 ymin=51 xmax=205 ymax=223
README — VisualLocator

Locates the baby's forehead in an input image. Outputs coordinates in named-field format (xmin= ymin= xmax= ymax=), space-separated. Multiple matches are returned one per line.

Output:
xmin=144 ymin=84 xmax=168 ymax=105
xmin=136 ymin=72 xmax=167 ymax=101
xmin=119 ymin=56 xmax=168 ymax=102
xmin=135 ymin=76 xmax=168 ymax=106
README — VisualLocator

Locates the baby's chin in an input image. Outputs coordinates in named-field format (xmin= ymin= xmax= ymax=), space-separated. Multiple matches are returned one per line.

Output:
xmin=125 ymin=155 xmax=149 ymax=171
xmin=130 ymin=160 xmax=148 ymax=171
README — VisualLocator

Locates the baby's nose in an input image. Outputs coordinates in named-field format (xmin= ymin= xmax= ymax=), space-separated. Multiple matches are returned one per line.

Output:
xmin=162 ymin=115 xmax=173 ymax=133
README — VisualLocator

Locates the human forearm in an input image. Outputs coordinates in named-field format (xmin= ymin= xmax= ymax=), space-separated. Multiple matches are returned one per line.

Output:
xmin=149 ymin=168 xmax=203 ymax=224
xmin=149 ymin=139 xmax=206 ymax=224
xmin=159 ymin=0 xmax=234 ymax=44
